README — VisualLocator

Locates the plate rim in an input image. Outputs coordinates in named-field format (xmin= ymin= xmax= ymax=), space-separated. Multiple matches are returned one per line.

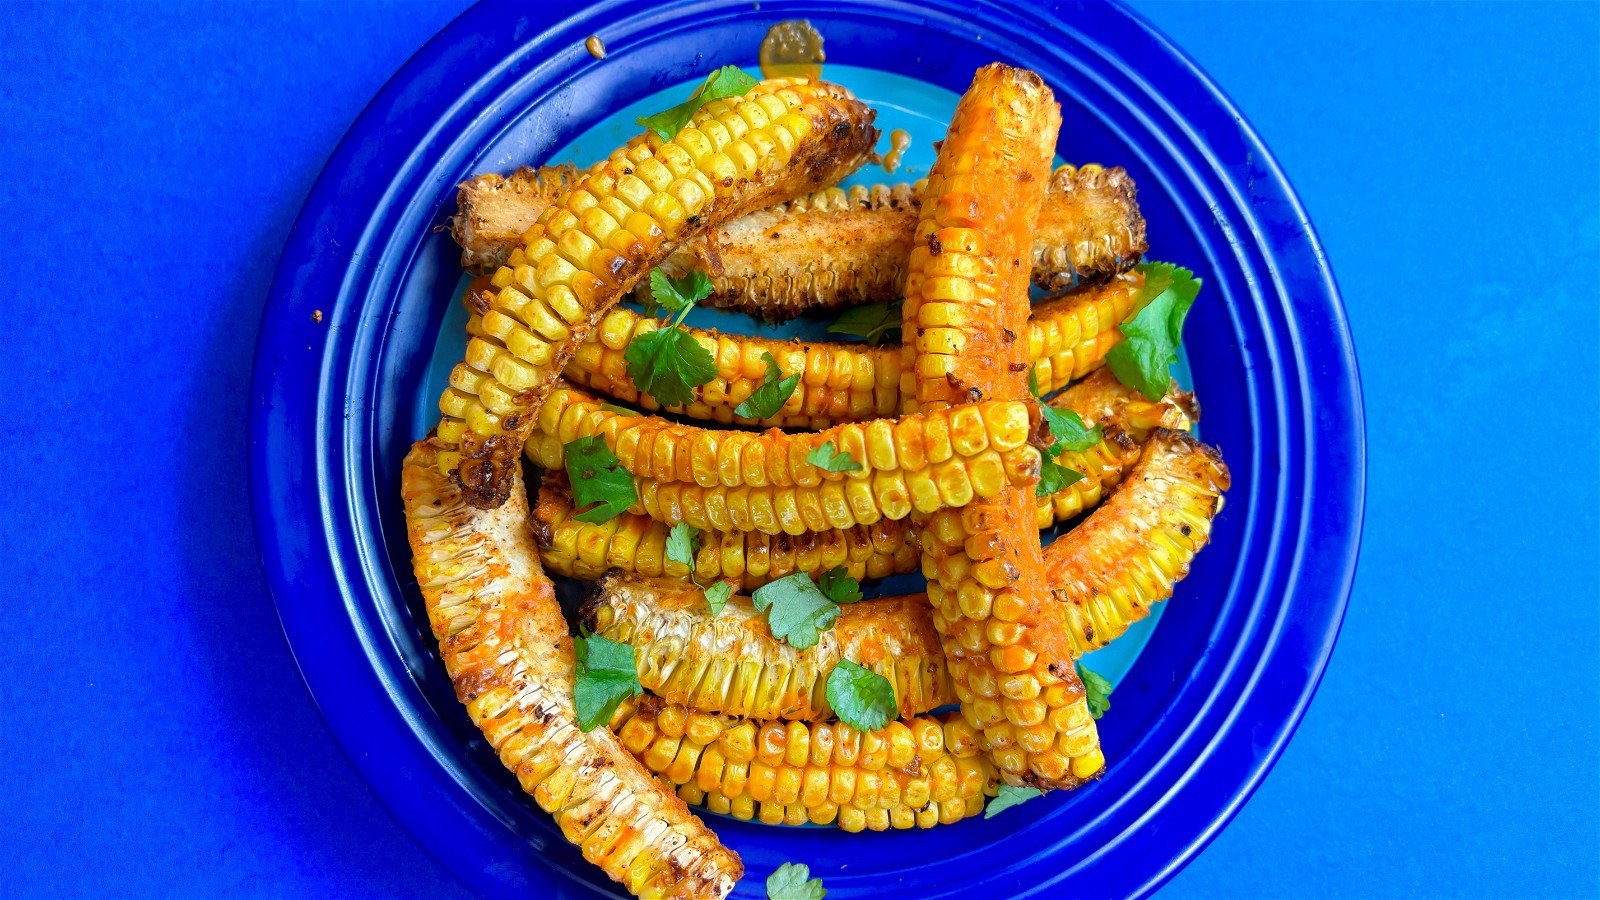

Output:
xmin=248 ymin=1 xmax=1365 ymax=896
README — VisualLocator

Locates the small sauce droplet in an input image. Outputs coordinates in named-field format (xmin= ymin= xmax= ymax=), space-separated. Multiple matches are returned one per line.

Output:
xmin=585 ymin=35 xmax=606 ymax=59
xmin=759 ymin=19 xmax=825 ymax=80
xmin=882 ymin=129 xmax=912 ymax=174
xmin=312 ymin=309 xmax=323 ymax=323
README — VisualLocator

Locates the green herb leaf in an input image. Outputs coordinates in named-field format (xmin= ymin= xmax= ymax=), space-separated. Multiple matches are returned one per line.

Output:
xmin=816 ymin=566 xmax=862 ymax=605
xmin=1106 ymin=262 xmax=1202 ymax=401
xmin=1077 ymin=663 xmax=1113 ymax=719
xmin=1038 ymin=405 xmax=1102 ymax=453
xmin=702 ymin=580 xmax=733 ymax=617
xmin=649 ymin=268 xmax=714 ymax=314
xmin=751 ymin=572 xmax=842 ymax=650
xmin=573 ymin=633 xmax=642 ymax=731
xmin=766 ymin=862 xmax=826 ymax=900
xmin=805 ymin=441 xmax=863 ymax=473
xmin=825 ymin=660 xmax=896 ymax=732
xmin=1027 ymin=364 xmax=1041 ymax=398
xmin=826 ymin=301 xmax=902 ymax=346
xmin=666 ymin=521 xmax=698 ymax=570
xmin=624 ymin=325 xmax=718 ymax=409
xmin=564 ymin=436 xmax=637 ymax=523
xmin=734 ymin=351 xmax=802 ymax=420
xmin=984 ymin=784 xmax=1044 ymax=819
xmin=599 ymin=402 xmax=641 ymax=417
xmin=637 ymin=65 xmax=760 ymax=141
xmin=1036 ymin=455 xmax=1087 ymax=497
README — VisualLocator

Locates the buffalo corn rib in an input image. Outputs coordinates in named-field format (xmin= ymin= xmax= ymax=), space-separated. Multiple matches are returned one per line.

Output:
xmin=905 ymin=65 xmax=1104 ymax=790
xmin=534 ymin=472 xmax=919 ymax=589
xmin=399 ymin=443 xmax=741 ymax=899
xmin=552 ymin=269 xmax=1149 ymax=427
xmin=452 ymin=163 xmax=1147 ymax=315
xmin=435 ymin=77 xmax=878 ymax=507
xmin=608 ymin=696 xmax=996 ymax=830
xmin=582 ymin=428 xmax=1229 ymax=723
xmin=523 ymin=382 xmax=1042 ymax=535
xmin=581 ymin=572 xmax=954 ymax=720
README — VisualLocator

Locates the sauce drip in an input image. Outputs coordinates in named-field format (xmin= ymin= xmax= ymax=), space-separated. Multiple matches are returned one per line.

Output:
xmin=882 ymin=129 xmax=911 ymax=174
xmin=585 ymin=35 xmax=606 ymax=59
xmin=759 ymin=20 xmax=825 ymax=80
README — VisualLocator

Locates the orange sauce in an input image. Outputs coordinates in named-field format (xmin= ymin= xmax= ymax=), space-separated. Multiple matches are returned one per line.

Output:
xmin=882 ymin=129 xmax=911 ymax=174
xmin=759 ymin=20 xmax=825 ymax=79
xmin=584 ymin=35 xmax=606 ymax=59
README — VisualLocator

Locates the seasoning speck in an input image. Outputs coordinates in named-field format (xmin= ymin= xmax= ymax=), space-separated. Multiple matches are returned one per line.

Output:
xmin=585 ymin=35 xmax=605 ymax=59
xmin=312 ymin=310 xmax=323 ymax=323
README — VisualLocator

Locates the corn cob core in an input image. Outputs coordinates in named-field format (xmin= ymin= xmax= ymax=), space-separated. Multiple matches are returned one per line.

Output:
xmin=608 ymin=696 xmax=996 ymax=830
xmin=523 ymin=382 xmax=1042 ymax=535
xmin=400 ymin=443 xmax=741 ymax=898
xmin=581 ymin=571 xmax=955 ymax=720
xmin=904 ymin=64 xmax=1106 ymax=790
xmin=548 ymin=271 xmax=1151 ymax=427
xmin=1047 ymin=429 xmax=1231 ymax=653
xmin=533 ymin=472 xmax=918 ymax=589
xmin=451 ymin=162 xmax=1148 ymax=313
xmin=436 ymin=78 xmax=878 ymax=507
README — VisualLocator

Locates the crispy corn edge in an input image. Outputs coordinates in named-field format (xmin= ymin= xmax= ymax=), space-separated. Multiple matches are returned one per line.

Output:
xmin=401 ymin=442 xmax=741 ymax=898
xmin=435 ymin=78 xmax=878 ymax=507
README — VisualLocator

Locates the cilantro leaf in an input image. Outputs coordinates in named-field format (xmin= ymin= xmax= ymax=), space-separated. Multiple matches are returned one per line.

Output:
xmin=564 ymin=436 xmax=637 ymax=523
xmin=1077 ymin=663 xmax=1113 ymax=719
xmin=573 ymin=633 xmax=642 ymax=731
xmin=1106 ymin=262 xmax=1202 ymax=401
xmin=702 ymin=580 xmax=732 ymax=617
xmin=734 ymin=351 xmax=801 ymax=420
xmin=806 ymin=441 xmax=863 ymax=473
xmin=1038 ymin=405 xmax=1102 ymax=453
xmin=1027 ymin=364 xmax=1041 ymax=398
xmin=666 ymin=521 xmax=699 ymax=570
xmin=766 ymin=862 xmax=826 ymax=900
xmin=649 ymin=268 xmax=714 ymax=313
xmin=1036 ymin=454 xmax=1087 ymax=497
xmin=624 ymin=325 xmax=717 ymax=409
xmin=637 ymin=65 xmax=759 ymax=141
xmin=751 ymin=572 xmax=842 ymax=650
xmin=826 ymin=660 xmax=896 ymax=732
xmin=984 ymin=784 xmax=1044 ymax=819
xmin=816 ymin=566 xmax=862 ymax=605
xmin=826 ymin=301 xmax=902 ymax=346
xmin=599 ymin=402 xmax=640 ymax=417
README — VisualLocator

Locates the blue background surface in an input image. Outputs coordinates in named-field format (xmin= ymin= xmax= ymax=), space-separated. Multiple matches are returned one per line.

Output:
xmin=0 ymin=2 xmax=1594 ymax=897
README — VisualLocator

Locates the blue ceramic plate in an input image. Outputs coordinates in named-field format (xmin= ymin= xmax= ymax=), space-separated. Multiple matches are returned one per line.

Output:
xmin=249 ymin=1 xmax=1364 ymax=897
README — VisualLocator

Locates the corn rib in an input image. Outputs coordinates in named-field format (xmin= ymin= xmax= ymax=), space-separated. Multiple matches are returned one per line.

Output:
xmin=436 ymin=78 xmax=878 ymax=507
xmin=580 ymin=572 xmax=954 ymax=720
xmin=400 ymin=442 xmax=741 ymax=898
xmin=453 ymin=164 xmax=1146 ymax=315
xmin=608 ymin=696 xmax=996 ymax=830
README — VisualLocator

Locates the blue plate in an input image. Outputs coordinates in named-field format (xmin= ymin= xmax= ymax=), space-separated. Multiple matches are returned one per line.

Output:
xmin=249 ymin=1 xmax=1365 ymax=897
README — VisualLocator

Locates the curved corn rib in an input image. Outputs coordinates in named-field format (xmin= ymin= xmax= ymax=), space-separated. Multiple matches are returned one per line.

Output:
xmin=676 ymin=783 xmax=983 ymax=832
xmin=580 ymin=572 xmax=954 ymax=720
xmin=452 ymin=163 xmax=1147 ymax=313
xmin=608 ymin=696 xmax=996 ymax=830
xmin=906 ymin=65 xmax=1105 ymax=790
xmin=1048 ymin=428 xmax=1231 ymax=653
xmin=400 ymin=442 xmax=741 ymax=898
xmin=436 ymin=78 xmax=879 ymax=507
xmin=553 ymin=272 xmax=1151 ymax=427
xmin=523 ymin=382 xmax=1042 ymax=536
xmin=534 ymin=472 xmax=919 ymax=589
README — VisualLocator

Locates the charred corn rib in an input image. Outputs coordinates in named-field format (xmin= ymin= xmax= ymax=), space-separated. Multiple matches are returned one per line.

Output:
xmin=400 ymin=443 xmax=740 ymax=898
xmin=533 ymin=472 xmax=920 ymax=589
xmin=906 ymin=65 xmax=1104 ymax=790
xmin=608 ymin=696 xmax=996 ymax=829
xmin=580 ymin=572 xmax=954 ymax=720
xmin=676 ymin=783 xmax=983 ymax=831
xmin=453 ymin=164 xmax=1147 ymax=315
xmin=1048 ymin=428 xmax=1230 ymax=653
xmin=554 ymin=273 xmax=1150 ymax=427
xmin=523 ymin=383 xmax=1042 ymax=535
xmin=436 ymin=78 xmax=878 ymax=507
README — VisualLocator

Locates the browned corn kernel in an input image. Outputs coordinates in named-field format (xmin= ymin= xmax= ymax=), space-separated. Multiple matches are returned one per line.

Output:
xmin=904 ymin=64 xmax=1104 ymax=791
xmin=452 ymin=163 xmax=1146 ymax=310
xmin=434 ymin=78 xmax=879 ymax=508
xmin=614 ymin=697 xmax=997 ymax=831
xmin=582 ymin=572 xmax=955 ymax=720
xmin=534 ymin=471 xmax=918 ymax=589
